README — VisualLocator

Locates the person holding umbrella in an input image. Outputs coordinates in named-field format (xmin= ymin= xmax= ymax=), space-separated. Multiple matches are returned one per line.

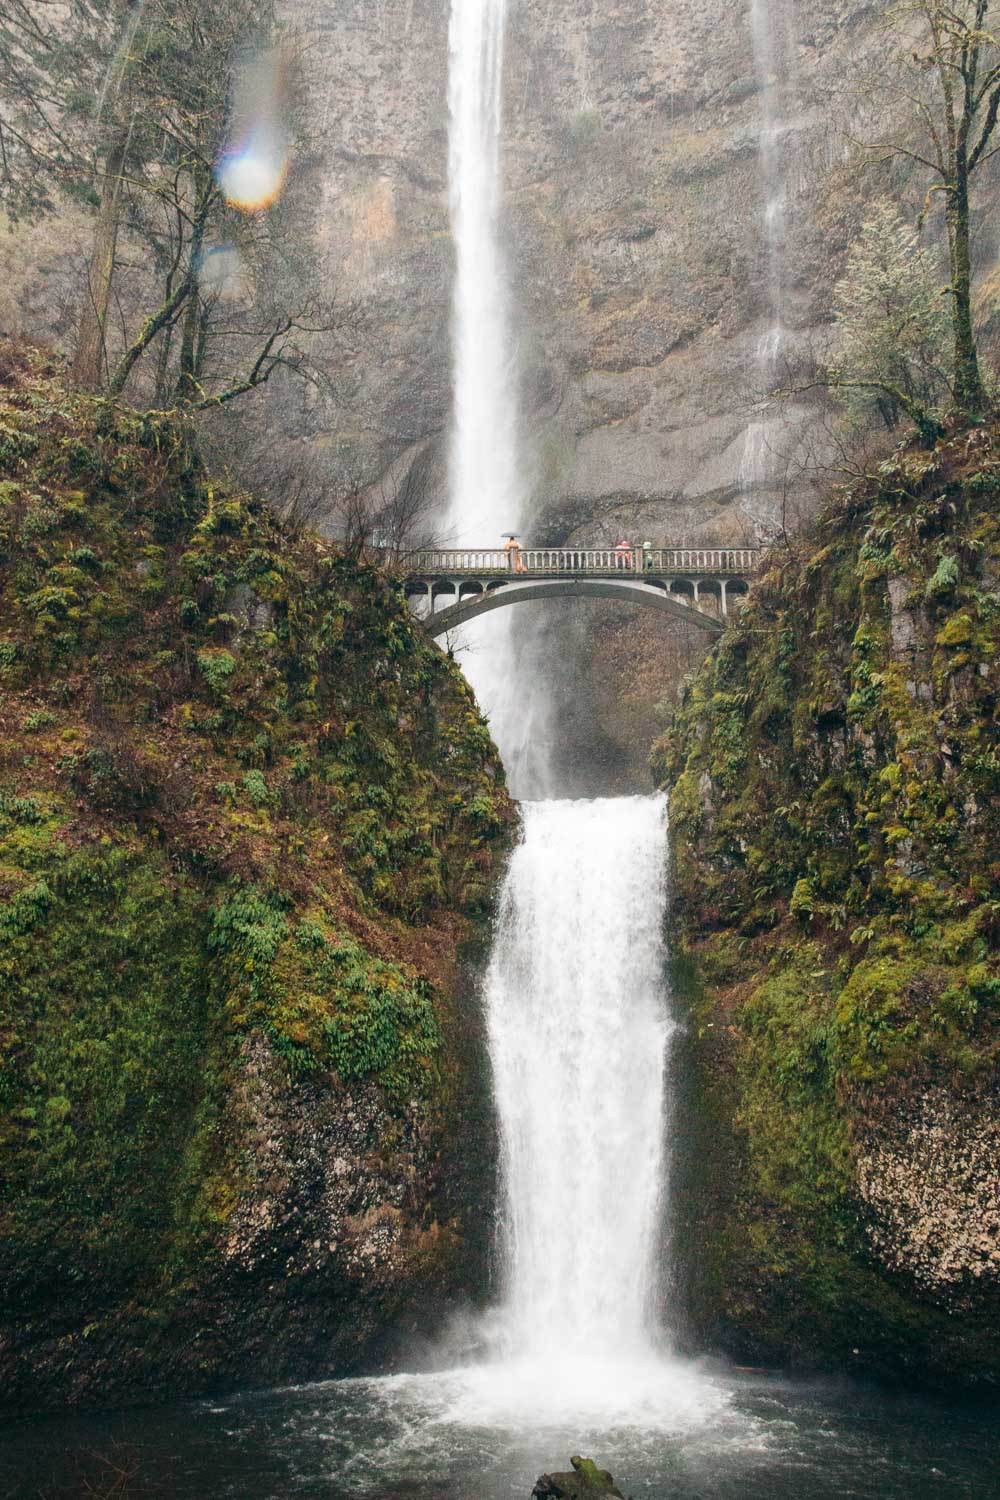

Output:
xmin=503 ymin=532 xmax=526 ymax=573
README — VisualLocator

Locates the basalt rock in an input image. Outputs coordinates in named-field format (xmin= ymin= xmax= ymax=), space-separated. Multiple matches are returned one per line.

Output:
xmin=657 ymin=424 xmax=1000 ymax=1389
xmin=0 ymin=347 xmax=514 ymax=1412
xmin=532 ymin=1455 xmax=627 ymax=1499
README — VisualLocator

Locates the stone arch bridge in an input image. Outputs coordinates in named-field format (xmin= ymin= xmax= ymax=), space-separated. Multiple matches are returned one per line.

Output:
xmin=404 ymin=547 xmax=761 ymax=638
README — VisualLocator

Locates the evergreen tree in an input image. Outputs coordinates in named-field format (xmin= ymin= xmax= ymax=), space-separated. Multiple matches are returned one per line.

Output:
xmin=833 ymin=200 xmax=949 ymax=430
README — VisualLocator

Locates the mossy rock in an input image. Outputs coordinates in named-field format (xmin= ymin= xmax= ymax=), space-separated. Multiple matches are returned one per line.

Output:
xmin=0 ymin=342 xmax=515 ymax=1412
xmin=532 ymin=1456 xmax=626 ymax=1499
xmin=656 ymin=420 xmax=1000 ymax=1389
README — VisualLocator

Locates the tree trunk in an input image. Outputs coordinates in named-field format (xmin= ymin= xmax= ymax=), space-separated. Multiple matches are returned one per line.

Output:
xmin=948 ymin=160 xmax=987 ymax=421
xmin=174 ymin=288 xmax=202 ymax=401
xmin=173 ymin=171 xmax=211 ymax=402
xmin=107 ymin=275 xmax=191 ymax=397
xmin=70 ymin=133 xmax=128 ymax=391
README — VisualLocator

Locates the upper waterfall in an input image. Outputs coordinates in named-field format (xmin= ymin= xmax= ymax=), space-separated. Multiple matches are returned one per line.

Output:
xmin=445 ymin=0 xmax=552 ymax=798
xmin=447 ymin=0 xmax=521 ymax=545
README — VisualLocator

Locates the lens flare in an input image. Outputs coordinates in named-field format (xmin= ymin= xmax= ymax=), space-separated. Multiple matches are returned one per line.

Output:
xmin=216 ymin=47 xmax=291 ymax=212
xmin=195 ymin=243 xmax=249 ymax=302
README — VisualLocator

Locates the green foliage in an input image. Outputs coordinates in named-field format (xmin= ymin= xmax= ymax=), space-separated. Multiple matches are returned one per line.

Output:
xmin=241 ymin=769 xmax=275 ymax=807
xmin=0 ymin=844 xmax=210 ymax=1274
xmin=197 ymin=648 xmax=237 ymax=692
xmin=22 ymin=709 xmax=56 ymax=732
xmin=656 ymin=421 xmax=1000 ymax=1380
xmin=208 ymin=893 xmax=441 ymax=1101
xmin=832 ymin=199 xmax=948 ymax=429
xmin=0 ymin=349 xmax=513 ymax=1393
xmin=789 ymin=877 xmax=815 ymax=921
xmin=925 ymin=552 xmax=960 ymax=598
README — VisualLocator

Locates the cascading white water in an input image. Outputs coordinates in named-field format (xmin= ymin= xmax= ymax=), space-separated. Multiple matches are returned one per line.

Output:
xmin=740 ymin=0 xmax=795 ymax=533
xmin=425 ymin=791 xmax=724 ymax=1428
xmin=437 ymin=0 xmax=720 ymax=1431
xmin=442 ymin=9 xmax=693 ymax=1416
xmin=445 ymin=0 xmax=552 ymax=798
xmin=485 ymin=796 xmax=671 ymax=1359
xmin=448 ymin=0 xmax=519 ymax=541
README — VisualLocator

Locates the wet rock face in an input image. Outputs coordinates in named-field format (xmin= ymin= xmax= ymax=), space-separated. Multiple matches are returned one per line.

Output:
xmin=282 ymin=0 xmax=880 ymax=540
xmin=190 ymin=1030 xmax=493 ymax=1392
xmin=856 ymin=1089 xmax=1000 ymax=1297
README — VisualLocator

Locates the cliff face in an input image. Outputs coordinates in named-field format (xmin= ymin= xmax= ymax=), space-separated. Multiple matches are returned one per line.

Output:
xmin=291 ymin=0 xmax=879 ymax=536
xmin=0 ymin=343 xmax=512 ymax=1411
xmin=3 ymin=0 xmax=899 ymax=536
xmin=655 ymin=425 xmax=1000 ymax=1386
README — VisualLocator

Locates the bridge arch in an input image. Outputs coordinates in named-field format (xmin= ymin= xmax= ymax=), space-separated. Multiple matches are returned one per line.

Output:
xmin=419 ymin=577 xmax=726 ymax=638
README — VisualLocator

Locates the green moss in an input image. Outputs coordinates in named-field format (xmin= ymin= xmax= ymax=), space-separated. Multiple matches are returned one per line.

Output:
xmin=0 ymin=345 xmax=514 ymax=1404
xmin=656 ymin=422 xmax=1000 ymax=1386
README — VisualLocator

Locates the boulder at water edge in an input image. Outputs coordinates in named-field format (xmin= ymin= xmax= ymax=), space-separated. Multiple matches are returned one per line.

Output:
xmin=532 ymin=1455 xmax=627 ymax=1499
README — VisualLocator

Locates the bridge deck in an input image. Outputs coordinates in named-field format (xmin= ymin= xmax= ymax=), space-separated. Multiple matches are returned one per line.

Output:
xmin=403 ymin=546 xmax=762 ymax=638
xmin=405 ymin=546 xmax=761 ymax=578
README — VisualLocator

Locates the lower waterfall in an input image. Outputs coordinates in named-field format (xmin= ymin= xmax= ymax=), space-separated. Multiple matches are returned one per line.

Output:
xmin=485 ymin=795 xmax=671 ymax=1360
xmin=424 ymin=792 xmax=722 ymax=1430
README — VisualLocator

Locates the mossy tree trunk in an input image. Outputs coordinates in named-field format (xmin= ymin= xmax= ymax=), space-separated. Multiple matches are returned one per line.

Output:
xmin=947 ymin=153 xmax=987 ymax=419
xmin=70 ymin=132 xmax=129 ymax=392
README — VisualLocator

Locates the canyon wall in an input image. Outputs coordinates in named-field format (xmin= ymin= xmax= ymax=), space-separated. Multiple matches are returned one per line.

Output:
xmin=656 ymin=421 xmax=1000 ymax=1387
xmin=0 ymin=344 xmax=511 ymax=1410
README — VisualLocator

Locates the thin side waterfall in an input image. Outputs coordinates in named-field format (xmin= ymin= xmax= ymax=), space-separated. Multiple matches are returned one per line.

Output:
xmin=739 ymin=0 xmax=795 ymax=533
xmin=485 ymin=796 xmax=671 ymax=1360
xmin=445 ymin=0 xmax=552 ymax=797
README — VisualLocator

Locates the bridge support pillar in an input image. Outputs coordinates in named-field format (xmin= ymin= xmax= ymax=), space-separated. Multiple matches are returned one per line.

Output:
xmin=720 ymin=580 xmax=729 ymax=617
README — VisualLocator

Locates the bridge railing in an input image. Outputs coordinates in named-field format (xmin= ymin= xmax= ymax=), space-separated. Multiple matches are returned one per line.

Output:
xmin=405 ymin=547 xmax=761 ymax=577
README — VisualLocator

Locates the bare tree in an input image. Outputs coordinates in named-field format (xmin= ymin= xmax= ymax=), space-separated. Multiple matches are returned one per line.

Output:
xmin=866 ymin=1 xmax=1000 ymax=420
xmin=1 ymin=0 xmax=334 ymax=411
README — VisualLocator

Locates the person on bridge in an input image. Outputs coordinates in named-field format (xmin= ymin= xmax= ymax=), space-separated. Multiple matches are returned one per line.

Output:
xmin=642 ymin=540 xmax=653 ymax=570
xmin=503 ymin=533 xmax=526 ymax=573
xmin=615 ymin=538 xmax=632 ymax=570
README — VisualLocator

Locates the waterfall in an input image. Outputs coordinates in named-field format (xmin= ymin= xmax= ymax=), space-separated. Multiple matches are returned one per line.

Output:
xmin=485 ymin=796 xmax=671 ymax=1361
xmin=445 ymin=0 xmax=552 ymax=798
xmin=445 ymin=12 xmax=682 ymax=1408
xmin=439 ymin=1 xmax=712 ymax=1427
xmin=740 ymin=0 xmax=795 ymax=534
xmin=414 ymin=792 xmax=728 ymax=1430
xmin=447 ymin=0 xmax=519 ymax=542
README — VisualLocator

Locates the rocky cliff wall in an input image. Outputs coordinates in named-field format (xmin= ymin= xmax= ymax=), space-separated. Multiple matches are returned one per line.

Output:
xmin=0 ymin=342 xmax=512 ymax=1411
xmin=287 ymin=0 xmax=882 ymax=537
xmin=7 ymin=0 xmax=1000 ymax=785
xmin=655 ymin=423 xmax=1000 ymax=1387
